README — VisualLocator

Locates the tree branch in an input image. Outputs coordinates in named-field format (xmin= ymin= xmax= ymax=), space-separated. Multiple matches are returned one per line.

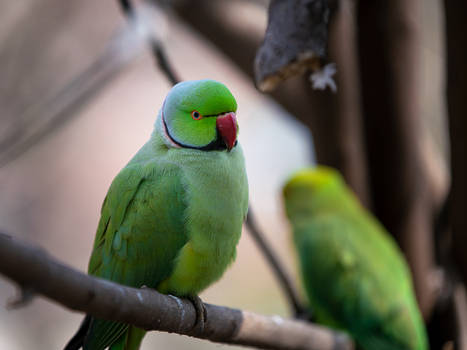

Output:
xmin=0 ymin=21 xmax=144 ymax=168
xmin=254 ymin=0 xmax=331 ymax=92
xmin=0 ymin=233 xmax=353 ymax=350
xmin=118 ymin=0 xmax=180 ymax=85
xmin=0 ymin=1 xmax=177 ymax=169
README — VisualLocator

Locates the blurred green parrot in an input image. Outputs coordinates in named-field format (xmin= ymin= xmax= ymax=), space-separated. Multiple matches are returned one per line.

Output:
xmin=64 ymin=79 xmax=249 ymax=350
xmin=283 ymin=166 xmax=428 ymax=350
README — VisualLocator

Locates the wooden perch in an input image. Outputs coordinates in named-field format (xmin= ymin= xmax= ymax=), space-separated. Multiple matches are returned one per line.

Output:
xmin=254 ymin=0 xmax=333 ymax=92
xmin=0 ymin=233 xmax=354 ymax=350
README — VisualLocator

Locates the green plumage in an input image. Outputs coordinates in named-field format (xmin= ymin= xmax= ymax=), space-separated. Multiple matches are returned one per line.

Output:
xmin=65 ymin=80 xmax=248 ymax=350
xmin=283 ymin=166 xmax=428 ymax=350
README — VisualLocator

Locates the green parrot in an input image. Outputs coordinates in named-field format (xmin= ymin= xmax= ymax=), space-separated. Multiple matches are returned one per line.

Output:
xmin=282 ymin=166 xmax=428 ymax=350
xmin=64 ymin=79 xmax=249 ymax=350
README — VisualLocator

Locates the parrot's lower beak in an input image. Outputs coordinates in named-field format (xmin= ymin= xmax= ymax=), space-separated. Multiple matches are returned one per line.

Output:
xmin=216 ymin=112 xmax=237 ymax=151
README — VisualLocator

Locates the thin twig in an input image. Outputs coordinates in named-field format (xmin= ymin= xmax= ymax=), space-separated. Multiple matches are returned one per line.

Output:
xmin=117 ymin=0 xmax=180 ymax=85
xmin=0 ymin=233 xmax=353 ymax=350
xmin=0 ymin=23 xmax=145 ymax=169
xmin=245 ymin=207 xmax=308 ymax=318
xmin=0 ymin=1 xmax=177 ymax=168
xmin=150 ymin=42 xmax=179 ymax=85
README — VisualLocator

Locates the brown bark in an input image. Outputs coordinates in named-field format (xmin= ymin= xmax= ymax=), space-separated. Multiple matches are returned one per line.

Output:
xmin=254 ymin=0 xmax=330 ymax=92
xmin=0 ymin=233 xmax=354 ymax=350
xmin=356 ymin=0 xmax=436 ymax=318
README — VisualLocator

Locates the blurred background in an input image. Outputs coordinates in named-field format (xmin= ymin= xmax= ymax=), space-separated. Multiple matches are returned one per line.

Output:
xmin=0 ymin=0 xmax=465 ymax=349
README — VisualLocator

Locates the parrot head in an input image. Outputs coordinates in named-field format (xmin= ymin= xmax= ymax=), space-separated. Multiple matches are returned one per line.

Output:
xmin=159 ymin=79 xmax=238 ymax=151
xmin=283 ymin=166 xmax=345 ymax=220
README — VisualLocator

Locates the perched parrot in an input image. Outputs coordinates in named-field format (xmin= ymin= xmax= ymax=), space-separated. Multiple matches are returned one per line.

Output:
xmin=282 ymin=166 xmax=428 ymax=350
xmin=64 ymin=79 xmax=249 ymax=350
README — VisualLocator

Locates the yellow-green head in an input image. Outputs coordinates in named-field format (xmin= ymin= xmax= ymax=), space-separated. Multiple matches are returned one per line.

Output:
xmin=283 ymin=166 xmax=347 ymax=222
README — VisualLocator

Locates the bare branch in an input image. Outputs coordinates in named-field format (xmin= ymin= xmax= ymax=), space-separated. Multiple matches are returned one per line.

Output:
xmin=117 ymin=0 xmax=180 ymax=85
xmin=0 ymin=233 xmax=353 ymax=350
xmin=0 ymin=21 xmax=145 ymax=169
xmin=0 ymin=1 xmax=176 ymax=169
xmin=254 ymin=0 xmax=332 ymax=92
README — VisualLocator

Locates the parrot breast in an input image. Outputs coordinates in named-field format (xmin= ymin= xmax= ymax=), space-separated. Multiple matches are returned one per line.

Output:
xmin=156 ymin=142 xmax=249 ymax=296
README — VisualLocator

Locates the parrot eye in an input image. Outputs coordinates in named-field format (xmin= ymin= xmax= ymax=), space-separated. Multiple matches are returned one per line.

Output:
xmin=191 ymin=110 xmax=203 ymax=120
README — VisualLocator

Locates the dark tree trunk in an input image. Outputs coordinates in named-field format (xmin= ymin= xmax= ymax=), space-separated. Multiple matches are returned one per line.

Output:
xmin=356 ymin=0 xmax=436 ymax=318
xmin=444 ymin=0 xmax=467 ymax=287
xmin=304 ymin=0 xmax=370 ymax=207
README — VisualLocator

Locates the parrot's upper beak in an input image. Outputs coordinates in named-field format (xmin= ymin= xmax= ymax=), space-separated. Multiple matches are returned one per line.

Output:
xmin=216 ymin=112 xmax=237 ymax=151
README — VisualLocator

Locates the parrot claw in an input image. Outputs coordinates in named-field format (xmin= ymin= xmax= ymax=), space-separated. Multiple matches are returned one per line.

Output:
xmin=7 ymin=286 xmax=35 ymax=309
xmin=187 ymin=295 xmax=207 ymax=334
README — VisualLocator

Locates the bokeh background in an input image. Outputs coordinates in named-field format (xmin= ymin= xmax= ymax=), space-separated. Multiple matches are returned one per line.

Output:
xmin=0 ymin=0 xmax=463 ymax=349
xmin=0 ymin=2 xmax=312 ymax=349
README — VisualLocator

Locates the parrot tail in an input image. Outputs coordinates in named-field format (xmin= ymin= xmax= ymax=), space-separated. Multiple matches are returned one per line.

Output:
xmin=63 ymin=315 xmax=91 ymax=350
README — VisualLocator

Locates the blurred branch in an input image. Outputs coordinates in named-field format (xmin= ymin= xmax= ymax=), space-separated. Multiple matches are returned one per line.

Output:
xmin=254 ymin=0 xmax=330 ymax=92
xmin=0 ymin=233 xmax=354 ymax=350
xmin=0 ymin=21 xmax=145 ymax=168
xmin=0 ymin=0 xmax=177 ymax=169
xmin=117 ymin=0 xmax=180 ymax=85
xmin=356 ymin=0 xmax=437 ymax=319
xmin=245 ymin=208 xmax=307 ymax=318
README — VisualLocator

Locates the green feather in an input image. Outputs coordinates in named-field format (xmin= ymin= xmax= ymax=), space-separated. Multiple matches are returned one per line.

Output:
xmin=85 ymin=157 xmax=189 ymax=350
xmin=283 ymin=166 xmax=428 ymax=350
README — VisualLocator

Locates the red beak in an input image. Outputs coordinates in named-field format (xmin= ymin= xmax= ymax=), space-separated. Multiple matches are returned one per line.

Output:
xmin=216 ymin=112 xmax=237 ymax=151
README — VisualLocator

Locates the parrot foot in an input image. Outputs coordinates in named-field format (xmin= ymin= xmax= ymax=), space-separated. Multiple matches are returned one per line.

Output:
xmin=187 ymin=295 xmax=207 ymax=334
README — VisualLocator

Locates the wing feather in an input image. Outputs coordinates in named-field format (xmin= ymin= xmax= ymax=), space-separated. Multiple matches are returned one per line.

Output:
xmin=84 ymin=160 xmax=188 ymax=350
xmin=296 ymin=213 xmax=424 ymax=349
